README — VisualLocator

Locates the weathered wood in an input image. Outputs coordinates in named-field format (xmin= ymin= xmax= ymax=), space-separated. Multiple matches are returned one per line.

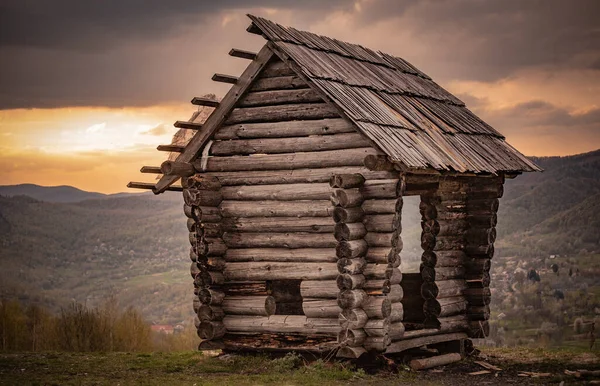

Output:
xmin=229 ymin=48 xmax=257 ymax=60
xmin=127 ymin=182 xmax=183 ymax=192
xmin=465 ymin=258 xmax=491 ymax=274
xmin=157 ymin=144 xmax=185 ymax=152
xmin=222 ymin=315 xmax=340 ymax=336
xmin=467 ymin=213 xmax=498 ymax=228
xmin=223 ymin=282 xmax=268 ymax=296
xmin=389 ymin=302 xmax=404 ymax=323
xmin=154 ymin=45 xmax=275 ymax=193
xmin=222 ymin=216 xmax=334 ymax=233
xmin=211 ymin=72 xmax=238 ymax=84
xmin=222 ymin=296 xmax=276 ymax=316
xmin=363 ymin=296 xmax=391 ymax=319
xmin=140 ymin=166 xmax=161 ymax=174
xmin=364 ymin=318 xmax=391 ymax=337
xmin=185 ymin=175 xmax=222 ymax=191
xmin=330 ymin=173 xmax=366 ymax=189
xmin=465 ymin=272 xmax=491 ymax=288
xmin=182 ymin=190 xmax=223 ymax=207
xmin=464 ymin=244 xmax=494 ymax=258
xmin=364 ymin=335 xmax=391 ymax=351
xmin=214 ymin=118 xmax=355 ymax=140
xmin=365 ymin=232 xmax=396 ymax=247
xmin=197 ymin=305 xmax=225 ymax=321
xmin=410 ymin=353 xmax=462 ymax=370
xmin=160 ymin=161 xmax=195 ymax=177
xmin=194 ymin=271 xmax=225 ymax=287
xmin=424 ymin=296 xmax=468 ymax=318
xmin=221 ymin=183 xmax=332 ymax=201
xmin=224 ymin=262 xmax=338 ymax=281
xmin=386 ymin=332 xmax=468 ymax=354
xmin=190 ymin=237 xmax=227 ymax=257
xmin=300 ymin=280 xmax=339 ymax=298
xmin=330 ymin=188 xmax=363 ymax=208
xmin=250 ymin=75 xmax=310 ymax=91
xmin=191 ymin=96 xmax=219 ymax=107
xmin=337 ymin=289 xmax=368 ymax=309
xmin=468 ymin=198 xmax=499 ymax=213
xmin=336 ymin=240 xmax=368 ymax=258
xmin=365 ymin=247 xmax=400 ymax=264
xmin=361 ymin=199 xmax=397 ymax=214
xmin=421 ymin=280 xmax=467 ymax=299
xmin=198 ymin=288 xmax=225 ymax=305
xmin=389 ymin=321 xmax=405 ymax=339
xmin=337 ymin=258 xmax=367 ymax=275
xmin=223 ymin=232 xmax=336 ymax=248
xmin=198 ymin=321 xmax=226 ymax=340
xmin=224 ymin=248 xmax=337 ymax=263
xmin=339 ymin=308 xmax=368 ymax=330
xmin=421 ymin=250 xmax=466 ymax=267
xmin=363 ymin=214 xmax=397 ymax=233
xmin=364 ymin=155 xmax=395 ymax=171
xmin=334 ymin=223 xmax=367 ymax=241
xmin=333 ymin=207 xmax=365 ymax=223
xmin=259 ymin=60 xmax=296 ymax=78
xmin=200 ymin=147 xmax=381 ymax=172
xmin=238 ymin=88 xmax=323 ymax=107
xmin=302 ymin=299 xmax=342 ymax=318
xmin=338 ymin=328 xmax=366 ymax=346
xmin=336 ymin=274 xmax=366 ymax=290
xmin=220 ymin=200 xmax=332 ymax=218
xmin=211 ymin=132 xmax=370 ymax=156
xmin=225 ymin=103 xmax=338 ymax=125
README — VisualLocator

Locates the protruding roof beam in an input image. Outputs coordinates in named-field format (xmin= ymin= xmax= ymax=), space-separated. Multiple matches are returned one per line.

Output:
xmin=246 ymin=22 xmax=262 ymax=35
xmin=161 ymin=160 xmax=196 ymax=177
xmin=174 ymin=121 xmax=203 ymax=130
xmin=127 ymin=182 xmax=183 ymax=192
xmin=157 ymin=144 xmax=185 ymax=152
xmin=140 ymin=166 xmax=161 ymax=174
xmin=229 ymin=48 xmax=257 ymax=60
xmin=191 ymin=97 xmax=219 ymax=107
xmin=212 ymin=73 xmax=238 ymax=84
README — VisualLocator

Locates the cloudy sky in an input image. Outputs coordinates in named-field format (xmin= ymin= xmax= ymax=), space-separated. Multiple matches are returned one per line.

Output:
xmin=0 ymin=0 xmax=599 ymax=193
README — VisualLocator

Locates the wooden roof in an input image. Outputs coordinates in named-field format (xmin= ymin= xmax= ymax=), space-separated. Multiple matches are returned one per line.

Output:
xmin=131 ymin=15 xmax=541 ymax=194
xmin=248 ymin=15 xmax=541 ymax=175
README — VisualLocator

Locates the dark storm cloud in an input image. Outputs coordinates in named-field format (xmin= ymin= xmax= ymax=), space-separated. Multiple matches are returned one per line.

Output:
xmin=0 ymin=0 xmax=599 ymax=109
xmin=0 ymin=0 xmax=347 ymax=51
xmin=353 ymin=0 xmax=600 ymax=81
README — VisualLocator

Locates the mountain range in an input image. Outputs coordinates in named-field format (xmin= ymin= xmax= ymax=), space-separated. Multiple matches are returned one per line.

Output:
xmin=0 ymin=149 xmax=598 ymax=323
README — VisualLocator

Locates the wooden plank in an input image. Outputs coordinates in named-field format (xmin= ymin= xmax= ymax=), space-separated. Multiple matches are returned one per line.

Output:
xmin=211 ymin=133 xmax=370 ymax=155
xmin=154 ymin=45 xmax=275 ymax=193
xmin=238 ymin=88 xmax=323 ymax=107
xmin=250 ymin=75 xmax=310 ymax=91
xmin=174 ymin=121 xmax=203 ymax=130
xmin=214 ymin=118 xmax=355 ymax=140
xmin=386 ymin=332 xmax=468 ymax=353
xmin=229 ymin=48 xmax=257 ymax=60
xmin=157 ymin=144 xmax=185 ymax=152
xmin=224 ymin=262 xmax=338 ymax=281
xmin=197 ymin=147 xmax=382 ymax=172
xmin=212 ymin=73 xmax=238 ymax=84
xmin=246 ymin=22 xmax=262 ymax=35
xmin=191 ymin=97 xmax=219 ymax=107
xmin=127 ymin=182 xmax=182 ymax=192
xmin=140 ymin=166 xmax=161 ymax=174
xmin=225 ymin=103 xmax=338 ymax=124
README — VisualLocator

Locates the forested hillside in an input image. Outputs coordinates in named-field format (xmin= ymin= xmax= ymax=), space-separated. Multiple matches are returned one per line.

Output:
xmin=0 ymin=150 xmax=598 ymax=323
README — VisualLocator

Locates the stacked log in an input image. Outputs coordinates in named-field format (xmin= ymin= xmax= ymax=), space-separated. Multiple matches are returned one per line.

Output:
xmin=464 ymin=176 xmax=503 ymax=338
xmin=185 ymin=175 xmax=230 ymax=341
xmin=419 ymin=178 xmax=469 ymax=333
xmin=331 ymin=174 xmax=369 ymax=358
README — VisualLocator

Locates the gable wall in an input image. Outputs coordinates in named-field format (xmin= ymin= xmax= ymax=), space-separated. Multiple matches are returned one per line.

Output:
xmin=193 ymin=58 xmax=405 ymax=344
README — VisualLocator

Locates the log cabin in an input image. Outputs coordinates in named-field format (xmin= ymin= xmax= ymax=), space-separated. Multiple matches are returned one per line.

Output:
xmin=129 ymin=15 xmax=541 ymax=359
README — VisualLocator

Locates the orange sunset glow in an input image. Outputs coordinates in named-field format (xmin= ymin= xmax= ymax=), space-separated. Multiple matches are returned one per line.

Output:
xmin=1 ymin=2 xmax=599 ymax=193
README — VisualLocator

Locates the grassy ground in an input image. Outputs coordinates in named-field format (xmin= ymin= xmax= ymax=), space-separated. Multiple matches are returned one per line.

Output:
xmin=0 ymin=346 xmax=598 ymax=386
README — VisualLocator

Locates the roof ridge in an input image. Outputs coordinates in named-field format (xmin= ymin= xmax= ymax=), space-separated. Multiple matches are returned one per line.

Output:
xmin=247 ymin=14 xmax=430 ymax=80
